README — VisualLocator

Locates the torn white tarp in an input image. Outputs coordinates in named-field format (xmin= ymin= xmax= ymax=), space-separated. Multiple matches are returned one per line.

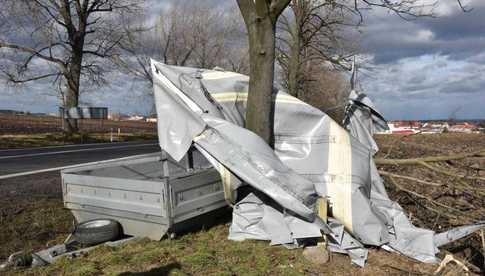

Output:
xmin=150 ymin=59 xmax=485 ymax=266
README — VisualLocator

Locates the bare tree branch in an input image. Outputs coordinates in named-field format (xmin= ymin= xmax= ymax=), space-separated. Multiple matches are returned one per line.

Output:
xmin=0 ymin=42 xmax=66 ymax=66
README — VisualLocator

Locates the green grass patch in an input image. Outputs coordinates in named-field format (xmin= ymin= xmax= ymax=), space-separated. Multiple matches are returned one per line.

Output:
xmin=11 ymin=224 xmax=316 ymax=276
xmin=0 ymin=199 xmax=74 ymax=261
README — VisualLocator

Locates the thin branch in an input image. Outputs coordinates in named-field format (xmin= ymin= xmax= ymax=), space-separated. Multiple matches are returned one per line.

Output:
xmin=0 ymin=42 xmax=66 ymax=67
xmin=378 ymin=170 xmax=442 ymax=187
xmin=386 ymin=176 xmax=474 ymax=219
xmin=375 ymin=150 xmax=485 ymax=165
xmin=419 ymin=161 xmax=485 ymax=182
xmin=1 ymin=71 xmax=61 ymax=84
xmin=456 ymin=0 xmax=473 ymax=12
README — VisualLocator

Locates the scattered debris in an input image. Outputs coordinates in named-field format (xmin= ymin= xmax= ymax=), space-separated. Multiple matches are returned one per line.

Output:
xmin=0 ymin=219 xmax=136 ymax=271
xmin=434 ymin=254 xmax=470 ymax=275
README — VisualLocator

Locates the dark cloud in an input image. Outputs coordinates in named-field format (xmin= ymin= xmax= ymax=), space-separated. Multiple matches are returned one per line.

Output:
xmin=420 ymin=3 xmax=485 ymax=41
xmin=354 ymin=0 xmax=485 ymax=119
xmin=439 ymin=78 xmax=485 ymax=94
xmin=361 ymin=1 xmax=485 ymax=64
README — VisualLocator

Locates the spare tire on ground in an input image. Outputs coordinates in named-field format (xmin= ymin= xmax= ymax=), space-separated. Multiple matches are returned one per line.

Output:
xmin=73 ymin=219 xmax=122 ymax=246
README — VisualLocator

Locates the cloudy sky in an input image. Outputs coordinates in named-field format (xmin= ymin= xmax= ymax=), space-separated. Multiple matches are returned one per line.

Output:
xmin=0 ymin=0 xmax=483 ymax=120
xmin=359 ymin=0 xmax=485 ymax=120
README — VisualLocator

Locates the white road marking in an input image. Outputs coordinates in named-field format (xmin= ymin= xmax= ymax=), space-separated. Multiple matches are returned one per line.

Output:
xmin=0 ymin=143 xmax=158 ymax=160
xmin=0 ymin=153 xmax=159 ymax=180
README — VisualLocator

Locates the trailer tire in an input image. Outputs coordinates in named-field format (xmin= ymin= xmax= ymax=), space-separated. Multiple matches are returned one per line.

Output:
xmin=73 ymin=219 xmax=121 ymax=246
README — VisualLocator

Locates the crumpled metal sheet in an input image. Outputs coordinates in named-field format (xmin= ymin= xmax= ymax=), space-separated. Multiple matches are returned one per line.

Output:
xmin=434 ymin=222 xmax=485 ymax=247
xmin=151 ymin=62 xmax=206 ymax=161
xmin=343 ymin=90 xmax=388 ymax=155
xmin=150 ymin=59 xmax=485 ymax=267
xmin=342 ymin=86 xmax=485 ymax=264
xmin=325 ymin=217 xmax=369 ymax=267
xmin=194 ymin=115 xmax=321 ymax=222
xmin=229 ymin=192 xmax=323 ymax=246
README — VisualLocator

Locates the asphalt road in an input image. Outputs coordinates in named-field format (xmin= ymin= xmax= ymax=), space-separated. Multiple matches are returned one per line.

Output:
xmin=0 ymin=141 xmax=160 ymax=177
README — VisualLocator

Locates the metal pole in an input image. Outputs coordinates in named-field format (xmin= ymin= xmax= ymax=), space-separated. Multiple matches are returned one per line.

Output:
xmin=160 ymin=150 xmax=170 ymax=177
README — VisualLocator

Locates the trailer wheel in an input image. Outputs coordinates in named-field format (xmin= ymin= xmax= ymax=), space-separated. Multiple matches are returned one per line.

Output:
xmin=73 ymin=219 xmax=121 ymax=246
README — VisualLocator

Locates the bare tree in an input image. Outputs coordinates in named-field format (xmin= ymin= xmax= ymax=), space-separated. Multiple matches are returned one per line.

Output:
xmin=277 ymin=0 xmax=357 ymax=98
xmin=299 ymin=62 xmax=349 ymax=123
xmin=115 ymin=4 xmax=195 ymax=84
xmin=0 ymin=0 xmax=142 ymax=133
xmin=118 ymin=3 xmax=249 ymax=85
xmin=190 ymin=6 xmax=248 ymax=71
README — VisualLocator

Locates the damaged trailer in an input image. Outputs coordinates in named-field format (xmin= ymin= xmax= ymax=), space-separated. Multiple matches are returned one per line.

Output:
xmin=62 ymin=148 xmax=228 ymax=240
xmin=148 ymin=59 xmax=484 ymax=267
xmin=55 ymin=59 xmax=484 ymax=268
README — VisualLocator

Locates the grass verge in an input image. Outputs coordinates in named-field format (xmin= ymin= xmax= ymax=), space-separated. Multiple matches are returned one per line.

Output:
xmin=7 ymin=223 xmax=441 ymax=276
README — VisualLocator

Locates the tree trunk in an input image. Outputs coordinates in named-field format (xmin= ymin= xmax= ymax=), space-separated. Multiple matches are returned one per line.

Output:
xmin=63 ymin=52 xmax=82 ymax=134
xmin=245 ymin=16 xmax=276 ymax=145
xmin=287 ymin=25 xmax=301 ymax=97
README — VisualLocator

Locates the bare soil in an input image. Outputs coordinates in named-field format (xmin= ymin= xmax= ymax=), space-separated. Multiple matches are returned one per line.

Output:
xmin=375 ymin=133 xmax=485 ymax=272
xmin=0 ymin=132 xmax=157 ymax=149
xmin=0 ymin=114 xmax=156 ymax=135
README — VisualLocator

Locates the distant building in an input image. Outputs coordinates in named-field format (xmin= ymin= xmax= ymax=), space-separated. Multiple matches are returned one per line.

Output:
xmin=385 ymin=121 xmax=420 ymax=134
xmin=376 ymin=119 xmax=482 ymax=135
xmin=128 ymin=114 xmax=145 ymax=121
xmin=31 ymin=112 xmax=47 ymax=116
xmin=391 ymin=120 xmax=422 ymax=130
xmin=449 ymin=123 xmax=477 ymax=133
xmin=420 ymin=122 xmax=449 ymax=134
xmin=109 ymin=113 xmax=130 ymax=121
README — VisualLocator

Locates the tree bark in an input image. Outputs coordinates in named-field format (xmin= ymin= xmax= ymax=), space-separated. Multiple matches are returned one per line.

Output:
xmin=237 ymin=0 xmax=290 ymax=145
xmin=287 ymin=22 xmax=301 ymax=97
xmin=63 ymin=29 xmax=84 ymax=134
xmin=64 ymin=57 xmax=82 ymax=134
xmin=245 ymin=16 xmax=276 ymax=144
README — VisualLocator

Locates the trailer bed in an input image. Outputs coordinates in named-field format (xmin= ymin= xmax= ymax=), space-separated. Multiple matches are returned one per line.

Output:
xmin=61 ymin=149 xmax=226 ymax=240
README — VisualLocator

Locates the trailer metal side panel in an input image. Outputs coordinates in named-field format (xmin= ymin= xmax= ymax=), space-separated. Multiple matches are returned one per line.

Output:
xmin=61 ymin=150 xmax=226 ymax=240
xmin=170 ymin=169 xmax=226 ymax=223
